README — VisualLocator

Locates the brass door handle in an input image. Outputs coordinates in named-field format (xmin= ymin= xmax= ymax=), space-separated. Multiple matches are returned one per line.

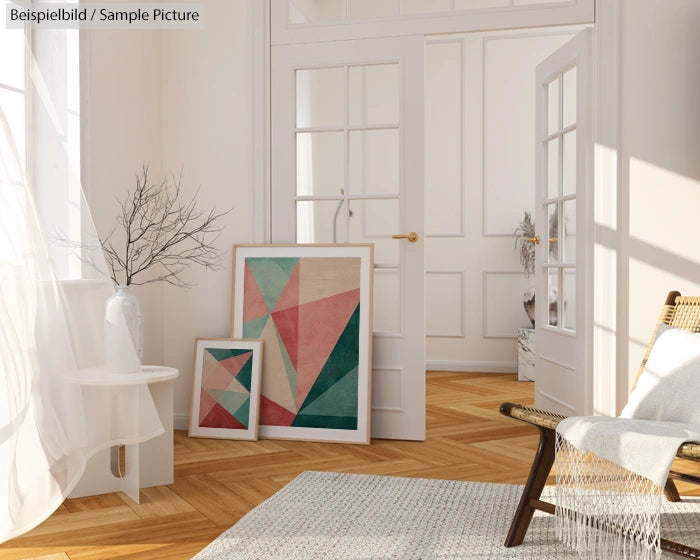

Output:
xmin=526 ymin=236 xmax=540 ymax=245
xmin=392 ymin=232 xmax=419 ymax=243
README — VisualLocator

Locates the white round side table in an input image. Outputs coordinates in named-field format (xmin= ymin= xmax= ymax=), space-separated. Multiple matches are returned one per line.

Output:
xmin=65 ymin=366 xmax=179 ymax=503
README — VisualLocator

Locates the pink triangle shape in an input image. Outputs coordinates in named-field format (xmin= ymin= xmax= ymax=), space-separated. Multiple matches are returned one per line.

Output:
xmin=271 ymin=304 xmax=299 ymax=371
xmin=200 ymin=400 xmax=247 ymax=430
xmin=260 ymin=395 xmax=297 ymax=427
xmin=295 ymin=288 xmax=360 ymax=408
xmin=198 ymin=388 xmax=218 ymax=425
xmin=219 ymin=351 xmax=254 ymax=378
xmin=243 ymin=260 xmax=271 ymax=323
xmin=203 ymin=360 xmax=236 ymax=392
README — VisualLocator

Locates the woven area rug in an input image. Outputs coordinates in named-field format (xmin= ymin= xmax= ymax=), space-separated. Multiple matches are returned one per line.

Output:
xmin=192 ymin=471 xmax=700 ymax=560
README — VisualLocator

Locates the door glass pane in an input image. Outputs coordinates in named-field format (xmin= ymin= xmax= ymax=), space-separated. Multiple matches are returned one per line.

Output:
xmin=349 ymin=129 xmax=399 ymax=195
xmin=289 ymin=0 xmax=344 ymax=23
xmin=348 ymin=198 xmax=400 ymax=266
xmin=562 ymin=268 xmax=576 ymax=331
xmin=547 ymin=203 xmax=559 ymax=264
xmin=562 ymin=129 xmax=577 ymax=196
xmin=547 ymin=77 xmax=560 ymax=136
xmin=374 ymin=268 xmax=401 ymax=334
xmin=296 ymin=131 xmax=344 ymax=196
xmin=348 ymin=0 xmax=398 ymax=19
xmin=296 ymin=67 xmax=345 ymax=128
xmin=563 ymin=198 xmax=576 ymax=264
xmin=547 ymin=268 xmax=559 ymax=327
xmin=296 ymin=200 xmax=346 ymax=244
xmin=562 ymin=65 xmax=577 ymax=129
xmin=547 ymin=137 xmax=559 ymax=199
xmin=349 ymin=64 xmax=399 ymax=126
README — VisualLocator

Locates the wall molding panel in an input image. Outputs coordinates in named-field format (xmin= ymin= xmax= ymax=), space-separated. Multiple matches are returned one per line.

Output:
xmin=426 ymin=270 xmax=466 ymax=338
xmin=425 ymin=38 xmax=465 ymax=238
xmin=371 ymin=367 xmax=405 ymax=412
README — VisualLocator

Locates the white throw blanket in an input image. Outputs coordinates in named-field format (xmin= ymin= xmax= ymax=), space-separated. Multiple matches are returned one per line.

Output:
xmin=555 ymin=324 xmax=700 ymax=559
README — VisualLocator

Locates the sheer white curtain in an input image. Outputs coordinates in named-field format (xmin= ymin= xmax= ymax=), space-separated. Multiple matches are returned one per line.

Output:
xmin=0 ymin=27 xmax=162 ymax=543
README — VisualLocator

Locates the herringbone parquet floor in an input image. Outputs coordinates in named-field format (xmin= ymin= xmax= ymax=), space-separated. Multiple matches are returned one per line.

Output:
xmin=2 ymin=371 xmax=698 ymax=560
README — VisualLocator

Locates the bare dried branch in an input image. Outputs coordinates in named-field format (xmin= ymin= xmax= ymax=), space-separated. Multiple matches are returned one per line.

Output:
xmin=56 ymin=165 xmax=230 ymax=287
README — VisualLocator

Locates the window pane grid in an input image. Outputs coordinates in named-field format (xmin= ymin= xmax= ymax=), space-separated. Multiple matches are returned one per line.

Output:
xmin=541 ymin=62 xmax=577 ymax=333
xmin=295 ymin=62 xmax=402 ymax=244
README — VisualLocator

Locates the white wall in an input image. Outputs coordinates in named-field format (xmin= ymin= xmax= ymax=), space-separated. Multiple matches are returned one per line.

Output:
xmin=83 ymin=22 xmax=165 ymax=369
xmin=617 ymin=0 xmax=700 ymax=408
xmin=594 ymin=0 xmax=700 ymax=416
xmin=84 ymin=0 xmax=252 ymax=427
xmin=160 ymin=0 xmax=251 ymax=425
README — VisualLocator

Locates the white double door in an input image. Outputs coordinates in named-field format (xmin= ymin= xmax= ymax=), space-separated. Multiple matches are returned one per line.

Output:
xmin=271 ymin=36 xmax=426 ymax=440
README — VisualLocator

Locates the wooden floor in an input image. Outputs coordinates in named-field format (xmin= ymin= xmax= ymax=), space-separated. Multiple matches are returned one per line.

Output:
xmin=3 ymin=371 xmax=699 ymax=560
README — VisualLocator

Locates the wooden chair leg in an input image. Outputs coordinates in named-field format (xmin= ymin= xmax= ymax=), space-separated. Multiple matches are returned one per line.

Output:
xmin=504 ymin=424 xmax=557 ymax=547
xmin=664 ymin=477 xmax=681 ymax=502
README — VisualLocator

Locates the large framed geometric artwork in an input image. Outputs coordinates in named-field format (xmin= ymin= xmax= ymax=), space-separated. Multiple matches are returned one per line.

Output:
xmin=231 ymin=244 xmax=374 ymax=444
xmin=189 ymin=338 xmax=263 ymax=440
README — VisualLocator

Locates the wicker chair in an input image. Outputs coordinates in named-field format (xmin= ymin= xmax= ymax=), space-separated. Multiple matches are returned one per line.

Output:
xmin=500 ymin=290 xmax=700 ymax=558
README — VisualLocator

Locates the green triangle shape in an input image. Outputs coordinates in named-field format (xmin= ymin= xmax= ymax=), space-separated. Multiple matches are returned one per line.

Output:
xmin=205 ymin=347 xmax=251 ymax=362
xmin=243 ymin=314 xmax=270 ymax=339
xmin=291 ymin=414 xmax=357 ymax=430
xmin=218 ymin=390 xmax=250 ymax=418
xmin=235 ymin=354 xmax=253 ymax=392
xmin=233 ymin=396 xmax=251 ymax=427
xmin=298 ymin=366 xmax=358 ymax=417
xmin=274 ymin=322 xmax=297 ymax=407
xmin=298 ymin=303 xmax=360 ymax=416
xmin=246 ymin=257 xmax=298 ymax=312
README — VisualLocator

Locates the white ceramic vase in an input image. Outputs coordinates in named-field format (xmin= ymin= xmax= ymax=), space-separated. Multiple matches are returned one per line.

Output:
xmin=104 ymin=285 xmax=143 ymax=373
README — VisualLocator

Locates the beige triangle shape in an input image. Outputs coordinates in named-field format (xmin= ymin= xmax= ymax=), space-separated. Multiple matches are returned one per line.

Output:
xmin=299 ymin=257 xmax=361 ymax=306
xmin=260 ymin=316 xmax=297 ymax=413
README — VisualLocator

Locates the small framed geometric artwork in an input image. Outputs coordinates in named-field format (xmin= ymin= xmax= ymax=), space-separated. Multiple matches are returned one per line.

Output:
xmin=189 ymin=338 xmax=263 ymax=440
xmin=231 ymin=244 xmax=374 ymax=444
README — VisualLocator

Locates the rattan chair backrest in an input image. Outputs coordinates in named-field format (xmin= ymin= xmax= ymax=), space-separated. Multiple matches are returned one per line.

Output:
xmin=634 ymin=291 xmax=700 ymax=390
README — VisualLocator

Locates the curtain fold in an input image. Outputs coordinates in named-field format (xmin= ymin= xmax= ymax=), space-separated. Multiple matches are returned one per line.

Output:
xmin=0 ymin=33 xmax=163 ymax=543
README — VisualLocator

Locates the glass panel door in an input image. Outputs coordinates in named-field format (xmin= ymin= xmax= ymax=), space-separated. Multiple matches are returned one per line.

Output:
xmin=534 ymin=29 xmax=592 ymax=416
xmin=271 ymin=36 xmax=425 ymax=440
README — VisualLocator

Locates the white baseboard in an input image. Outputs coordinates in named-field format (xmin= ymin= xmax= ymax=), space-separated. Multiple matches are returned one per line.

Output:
xmin=425 ymin=360 xmax=517 ymax=373
xmin=174 ymin=414 xmax=190 ymax=431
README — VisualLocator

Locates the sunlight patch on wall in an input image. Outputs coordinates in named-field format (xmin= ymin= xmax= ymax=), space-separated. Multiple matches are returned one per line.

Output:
xmin=629 ymin=157 xmax=700 ymax=256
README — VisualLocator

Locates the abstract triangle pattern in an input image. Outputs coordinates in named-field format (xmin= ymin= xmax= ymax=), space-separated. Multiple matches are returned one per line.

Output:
xmin=200 ymin=396 xmax=247 ymax=430
xmin=243 ymin=261 xmax=270 ymax=323
xmin=241 ymin=255 xmax=365 ymax=432
xmin=299 ymin=366 xmax=359 ymax=418
xmin=198 ymin=346 xmax=253 ymax=430
xmin=296 ymin=304 xmax=360 ymax=424
xmin=294 ymin=289 xmax=360 ymax=408
xmin=246 ymin=257 xmax=298 ymax=313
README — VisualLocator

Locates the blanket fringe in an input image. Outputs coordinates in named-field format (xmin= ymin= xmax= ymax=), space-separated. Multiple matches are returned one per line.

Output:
xmin=555 ymin=433 xmax=663 ymax=560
